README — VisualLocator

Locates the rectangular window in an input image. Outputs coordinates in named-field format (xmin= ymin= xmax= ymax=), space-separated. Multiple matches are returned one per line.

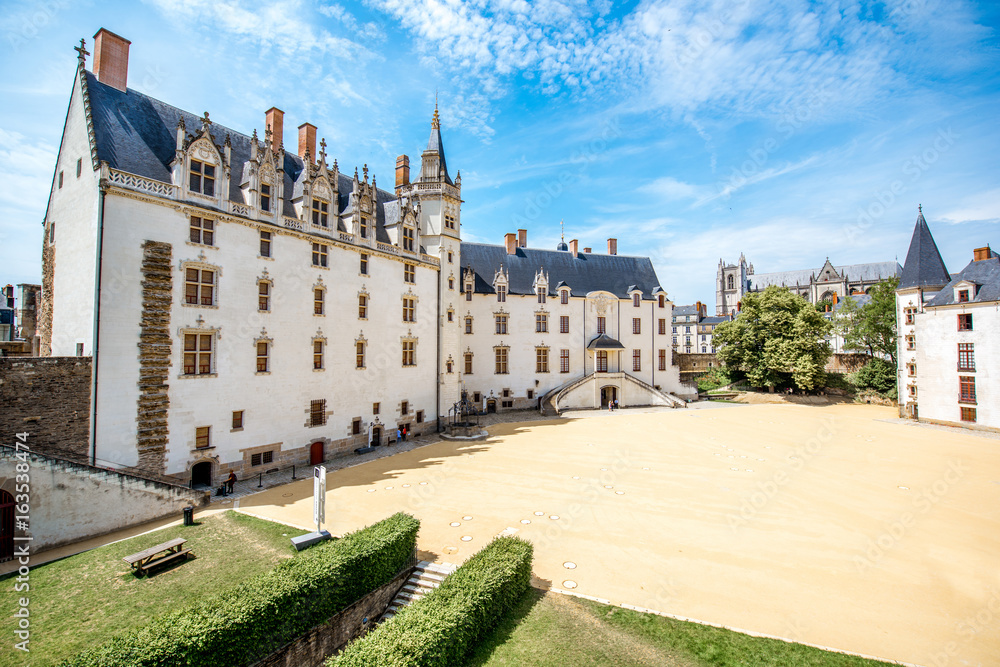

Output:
xmin=961 ymin=407 xmax=977 ymax=422
xmin=536 ymin=348 xmax=549 ymax=373
xmin=313 ymin=340 xmax=324 ymax=370
xmin=658 ymin=319 xmax=666 ymax=335
xmin=310 ymin=399 xmax=326 ymax=426
xmin=560 ymin=290 xmax=569 ymax=305
xmin=597 ymin=350 xmax=608 ymax=372
xmin=959 ymin=376 xmax=976 ymax=404
xmin=189 ymin=216 xmax=215 ymax=245
xmin=402 ymin=341 xmax=416 ymax=366
xmin=360 ymin=216 xmax=369 ymax=239
xmin=560 ymin=315 xmax=569 ymax=333
xmin=495 ymin=314 xmax=508 ymax=335
xmin=502 ymin=389 xmax=510 ymax=398
xmin=560 ymin=348 xmax=569 ymax=373
xmin=373 ymin=402 xmax=380 ymax=415
xmin=633 ymin=318 xmax=641 ymax=334
xmin=658 ymin=349 xmax=667 ymax=371
xmin=403 ymin=297 xmax=416 ymax=322
xmin=312 ymin=198 xmax=328 ymax=227
xmin=256 ymin=341 xmax=269 ymax=373
xmin=906 ymin=335 xmax=916 ymax=350
xmin=597 ymin=317 xmax=606 ymax=335
xmin=358 ymin=294 xmax=367 ymax=319
xmin=401 ymin=401 xmax=409 ymax=415
xmin=465 ymin=317 xmax=473 ymax=334
xmin=658 ymin=295 xmax=665 ymax=308
xmin=352 ymin=418 xmax=362 ymax=435
xmin=497 ymin=285 xmax=506 ymax=302
xmin=958 ymin=343 xmax=975 ymax=372
xmin=183 ymin=333 xmax=213 ymax=375
xmin=958 ymin=313 xmax=973 ymax=331
xmin=447 ymin=310 xmax=454 ymax=322
xmin=260 ymin=230 xmax=272 ymax=257
xmin=258 ymin=282 xmax=270 ymax=311
xmin=417 ymin=410 xmax=424 ymax=423
xmin=633 ymin=349 xmax=641 ymax=372
xmin=76 ymin=342 xmax=84 ymax=356
xmin=356 ymin=341 xmax=365 ymax=369
xmin=466 ymin=282 xmax=473 ymax=301
xmin=908 ymin=384 xmax=917 ymax=398
xmin=449 ymin=277 xmax=455 ymax=290
xmin=537 ymin=287 xmax=546 ymax=304
xmin=360 ymin=253 xmax=369 ymax=275
xmin=58 ymin=171 xmax=63 ymax=188
xmin=907 ymin=362 xmax=916 ymax=376
xmin=314 ymin=288 xmax=325 ymax=315
xmin=904 ymin=307 xmax=916 ymax=325
xmin=312 ymin=243 xmax=328 ymax=267
xmin=189 ymin=159 xmax=215 ymax=196
xmin=444 ymin=214 xmax=456 ymax=230
xmin=464 ymin=353 xmax=473 ymax=374
xmin=185 ymin=267 xmax=215 ymax=305
xmin=403 ymin=227 xmax=415 ymax=252
xmin=473 ymin=392 xmax=481 ymax=403
xmin=536 ymin=313 xmax=548 ymax=333
xmin=195 ymin=426 xmax=210 ymax=449
xmin=404 ymin=263 xmax=415 ymax=284
xmin=495 ymin=347 xmax=509 ymax=374
xmin=633 ymin=294 xmax=640 ymax=307
xmin=958 ymin=289 xmax=969 ymax=303
xmin=232 ymin=411 xmax=244 ymax=430
xmin=260 ymin=184 xmax=272 ymax=212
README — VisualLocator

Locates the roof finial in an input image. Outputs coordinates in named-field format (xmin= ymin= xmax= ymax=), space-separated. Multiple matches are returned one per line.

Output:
xmin=432 ymin=94 xmax=440 ymax=130
xmin=74 ymin=38 xmax=89 ymax=66
xmin=201 ymin=111 xmax=211 ymax=133
xmin=918 ymin=203 xmax=922 ymax=214
xmin=560 ymin=219 xmax=565 ymax=242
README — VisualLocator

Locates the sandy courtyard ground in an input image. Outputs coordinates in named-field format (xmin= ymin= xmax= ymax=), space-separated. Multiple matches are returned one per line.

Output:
xmin=239 ymin=403 xmax=1000 ymax=666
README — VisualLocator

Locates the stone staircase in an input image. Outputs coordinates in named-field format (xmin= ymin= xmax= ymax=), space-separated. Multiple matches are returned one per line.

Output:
xmin=380 ymin=560 xmax=456 ymax=622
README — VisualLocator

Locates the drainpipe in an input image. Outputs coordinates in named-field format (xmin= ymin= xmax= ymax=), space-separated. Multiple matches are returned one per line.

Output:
xmin=89 ymin=172 xmax=108 ymax=466
xmin=650 ymin=298 xmax=654 ymax=387
xmin=436 ymin=265 xmax=442 ymax=432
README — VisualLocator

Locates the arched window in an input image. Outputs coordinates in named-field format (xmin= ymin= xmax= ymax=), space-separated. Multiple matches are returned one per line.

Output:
xmin=727 ymin=275 xmax=734 ymax=290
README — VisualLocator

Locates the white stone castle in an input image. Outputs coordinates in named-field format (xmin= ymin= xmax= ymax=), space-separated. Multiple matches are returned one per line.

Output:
xmin=40 ymin=30 xmax=687 ymax=487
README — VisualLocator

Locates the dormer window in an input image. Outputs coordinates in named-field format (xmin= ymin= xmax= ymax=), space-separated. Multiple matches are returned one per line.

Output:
xmin=312 ymin=198 xmax=328 ymax=227
xmin=403 ymin=226 xmax=415 ymax=252
xmin=958 ymin=289 xmax=969 ymax=303
xmin=360 ymin=216 xmax=369 ymax=239
xmin=190 ymin=160 xmax=215 ymax=196
xmin=537 ymin=287 xmax=546 ymax=304
xmin=497 ymin=284 xmax=506 ymax=303
xmin=560 ymin=290 xmax=569 ymax=305
xmin=633 ymin=294 xmax=640 ymax=307
xmin=260 ymin=184 xmax=272 ymax=212
xmin=658 ymin=295 xmax=665 ymax=308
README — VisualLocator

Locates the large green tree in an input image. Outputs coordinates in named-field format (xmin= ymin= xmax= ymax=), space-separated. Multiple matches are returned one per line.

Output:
xmin=713 ymin=286 xmax=833 ymax=391
xmin=835 ymin=276 xmax=899 ymax=365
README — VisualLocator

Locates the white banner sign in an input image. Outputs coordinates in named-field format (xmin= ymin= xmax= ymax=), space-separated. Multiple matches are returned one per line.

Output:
xmin=313 ymin=465 xmax=326 ymax=530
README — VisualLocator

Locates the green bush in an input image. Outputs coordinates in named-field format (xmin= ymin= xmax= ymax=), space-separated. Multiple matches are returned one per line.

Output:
xmin=63 ymin=513 xmax=419 ymax=667
xmin=331 ymin=536 xmax=534 ymax=667
xmin=850 ymin=358 xmax=896 ymax=395
xmin=822 ymin=371 xmax=854 ymax=392
xmin=696 ymin=367 xmax=730 ymax=392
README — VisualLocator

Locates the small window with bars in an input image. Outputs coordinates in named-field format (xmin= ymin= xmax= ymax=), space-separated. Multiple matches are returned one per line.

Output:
xmin=560 ymin=290 xmax=569 ymax=305
xmin=310 ymin=400 xmax=326 ymax=426
xmin=658 ymin=319 xmax=666 ymax=335
xmin=465 ymin=317 xmax=473 ymax=334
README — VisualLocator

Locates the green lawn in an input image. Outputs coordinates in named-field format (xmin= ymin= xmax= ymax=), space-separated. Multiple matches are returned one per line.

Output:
xmin=0 ymin=511 xmax=308 ymax=667
xmin=468 ymin=590 xmax=898 ymax=667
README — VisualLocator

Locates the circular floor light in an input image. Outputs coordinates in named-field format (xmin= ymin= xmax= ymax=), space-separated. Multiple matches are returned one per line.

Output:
xmin=563 ymin=580 xmax=578 ymax=589
xmin=563 ymin=562 xmax=577 ymax=569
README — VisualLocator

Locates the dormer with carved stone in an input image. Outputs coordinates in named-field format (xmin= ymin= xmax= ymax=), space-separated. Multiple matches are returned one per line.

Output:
xmin=292 ymin=138 xmax=339 ymax=230
xmin=172 ymin=112 xmax=229 ymax=209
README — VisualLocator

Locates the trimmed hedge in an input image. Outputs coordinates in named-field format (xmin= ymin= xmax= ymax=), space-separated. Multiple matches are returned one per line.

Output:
xmin=331 ymin=535 xmax=533 ymax=667
xmin=62 ymin=512 xmax=419 ymax=667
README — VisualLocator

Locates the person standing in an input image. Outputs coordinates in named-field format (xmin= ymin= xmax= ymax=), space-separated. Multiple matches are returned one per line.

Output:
xmin=396 ymin=427 xmax=402 ymax=444
xmin=226 ymin=471 xmax=237 ymax=494
xmin=402 ymin=426 xmax=408 ymax=441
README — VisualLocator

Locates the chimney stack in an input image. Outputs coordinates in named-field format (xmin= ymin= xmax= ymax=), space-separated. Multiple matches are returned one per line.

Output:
xmin=584 ymin=247 xmax=592 ymax=254
xmin=298 ymin=123 xmax=317 ymax=161
xmin=518 ymin=229 xmax=527 ymax=248
xmin=505 ymin=233 xmax=518 ymax=255
xmin=608 ymin=238 xmax=617 ymax=255
xmin=265 ymin=108 xmax=284 ymax=152
xmin=696 ymin=301 xmax=702 ymax=316
xmin=396 ymin=155 xmax=410 ymax=188
xmin=93 ymin=29 xmax=131 ymax=92
xmin=973 ymin=245 xmax=991 ymax=261
xmin=569 ymin=239 xmax=578 ymax=255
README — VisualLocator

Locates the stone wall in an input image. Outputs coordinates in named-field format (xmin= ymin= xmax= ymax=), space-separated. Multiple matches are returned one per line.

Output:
xmin=136 ymin=241 xmax=172 ymax=473
xmin=39 ymin=237 xmax=54 ymax=357
xmin=675 ymin=352 xmax=721 ymax=382
xmin=251 ymin=564 xmax=414 ymax=667
xmin=0 ymin=356 xmax=91 ymax=461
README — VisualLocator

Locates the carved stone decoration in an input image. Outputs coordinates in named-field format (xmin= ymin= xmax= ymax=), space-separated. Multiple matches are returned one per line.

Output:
xmin=591 ymin=294 xmax=614 ymax=316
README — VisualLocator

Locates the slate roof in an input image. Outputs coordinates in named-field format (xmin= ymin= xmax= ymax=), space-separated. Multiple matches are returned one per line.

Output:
xmin=85 ymin=71 xmax=399 ymax=243
xmin=459 ymin=243 xmax=662 ymax=298
xmin=587 ymin=334 xmax=625 ymax=350
xmin=899 ymin=210 xmax=951 ymax=289
xmin=672 ymin=305 xmax=702 ymax=317
xmin=426 ymin=119 xmax=453 ymax=186
xmin=750 ymin=262 xmax=901 ymax=290
xmin=926 ymin=254 xmax=1000 ymax=306
xmin=701 ymin=316 xmax=729 ymax=325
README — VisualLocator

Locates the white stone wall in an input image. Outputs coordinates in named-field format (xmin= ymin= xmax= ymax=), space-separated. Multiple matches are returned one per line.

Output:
xmin=896 ymin=288 xmax=922 ymax=419
xmin=45 ymin=73 xmax=100 ymax=356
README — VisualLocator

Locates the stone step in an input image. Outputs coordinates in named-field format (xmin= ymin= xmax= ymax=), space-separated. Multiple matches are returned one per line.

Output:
xmin=379 ymin=562 xmax=458 ymax=623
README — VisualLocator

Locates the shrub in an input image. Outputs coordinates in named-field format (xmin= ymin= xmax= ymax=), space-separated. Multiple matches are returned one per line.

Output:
xmin=63 ymin=513 xmax=419 ymax=667
xmin=822 ymin=371 xmax=854 ymax=392
xmin=331 ymin=536 xmax=534 ymax=667
xmin=696 ymin=367 xmax=730 ymax=392
xmin=850 ymin=358 xmax=896 ymax=395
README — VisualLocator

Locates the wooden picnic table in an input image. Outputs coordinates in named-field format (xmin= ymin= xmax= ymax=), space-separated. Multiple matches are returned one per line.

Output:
xmin=123 ymin=537 xmax=192 ymax=576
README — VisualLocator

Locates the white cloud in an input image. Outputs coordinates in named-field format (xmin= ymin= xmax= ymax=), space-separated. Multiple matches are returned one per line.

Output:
xmin=936 ymin=188 xmax=1000 ymax=226
xmin=638 ymin=176 xmax=704 ymax=201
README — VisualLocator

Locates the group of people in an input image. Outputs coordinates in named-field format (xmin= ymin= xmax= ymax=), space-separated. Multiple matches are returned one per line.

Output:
xmin=395 ymin=426 xmax=408 ymax=443
xmin=607 ymin=399 xmax=620 ymax=412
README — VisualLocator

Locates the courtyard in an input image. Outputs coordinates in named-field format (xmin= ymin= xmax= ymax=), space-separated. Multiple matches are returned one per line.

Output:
xmin=239 ymin=403 xmax=1000 ymax=666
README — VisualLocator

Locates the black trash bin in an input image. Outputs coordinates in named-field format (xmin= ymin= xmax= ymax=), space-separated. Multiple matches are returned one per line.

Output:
xmin=183 ymin=506 xmax=194 ymax=526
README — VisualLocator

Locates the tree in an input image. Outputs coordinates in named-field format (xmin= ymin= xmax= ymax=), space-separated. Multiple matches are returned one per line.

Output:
xmin=835 ymin=276 xmax=899 ymax=365
xmin=713 ymin=286 xmax=833 ymax=391
xmin=851 ymin=358 xmax=896 ymax=395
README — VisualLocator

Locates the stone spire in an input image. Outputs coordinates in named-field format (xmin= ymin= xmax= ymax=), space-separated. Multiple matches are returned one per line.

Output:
xmin=424 ymin=101 xmax=452 ymax=185
xmin=899 ymin=206 xmax=950 ymax=289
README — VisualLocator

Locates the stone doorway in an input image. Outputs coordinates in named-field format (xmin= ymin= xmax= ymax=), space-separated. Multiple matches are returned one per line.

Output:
xmin=191 ymin=461 xmax=213 ymax=488
xmin=0 ymin=489 xmax=13 ymax=563
xmin=600 ymin=386 xmax=618 ymax=408
xmin=371 ymin=426 xmax=382 ymax=446
xmin=310 ymin=441 xmax=324 ymax=465
xmin=486 ymin=399 xmax=497 ymax=413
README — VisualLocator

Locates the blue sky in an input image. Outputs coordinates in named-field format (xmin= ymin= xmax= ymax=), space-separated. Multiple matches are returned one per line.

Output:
xmin=1 ymin=0 xmax=998 ymax=306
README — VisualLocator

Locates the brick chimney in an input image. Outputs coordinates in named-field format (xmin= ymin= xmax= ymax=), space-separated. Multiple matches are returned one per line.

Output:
xmin=265 ymin=108 xmax=284 ymax=152
xmin=584 ymin=247 xmax=591 ymax=254
xmin=298 ymin=123 xmax=317 ymax=161
xmin=505 ymin=233 xmax=518 ymax=255
xmin=518 ymin=229 xmax=527 ymax=248
xmin=569 ymin=239 xmax=578 ymax=255
xmin=832 ymin=293 xmax=839 ymax=306
xmin=396 ymin=155 xmax=410 ymax=187
xmin=608 ymin=238 xmax=617 ymax=255
xmin=973 ymin=245 xmax=991 ymax=261
xmin=93 ymin=29 xmax=131 ymax=92
xmin=696 ymin=301 xmax=702 ymax=316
